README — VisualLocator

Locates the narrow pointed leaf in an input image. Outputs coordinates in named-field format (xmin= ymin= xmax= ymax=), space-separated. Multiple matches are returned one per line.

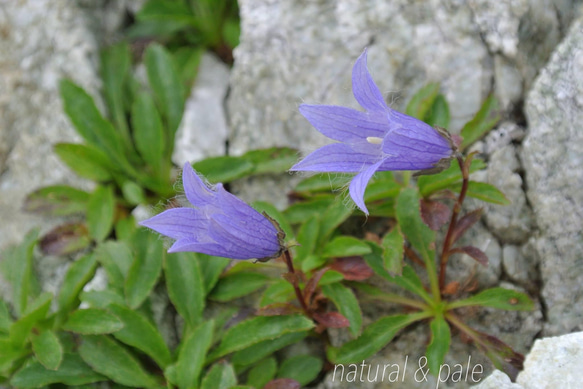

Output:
xmin=210 ymin=272 xmax=268 ymax=302
xmin=95 ymin=241 xmax=134 ymax=289
xmin=196 ymin=253 xmax=230 ymax=294
xmin=192 ymin=156 xmax=254 ymax=183
xmin=460 ymin=95 xmax=500 ymax=150
xmin=406 ymin=83 xmax=440 ymax=120
xmin=231 ymin=332 xmax=307 ymax=369
xmin=0 ymin=300 xmax=11 ymax=333
xmin=132 ymin=94 xmax=165 ymax=173
xmin=125 ymin=233 xmax=163 ymax=309
xmin=425 ymin=94 xmax=450 ymax=128
xmin=418 ymin=158 xmax=486 ymax=197
xmin=9 ymin=292 xmax=52 ymax=348
xmin=175 ymin=320 xmax=214 ymax=389
xmin=426 ymin=316 xmax=451 ymax=375
xmin=277 ymin=355 xmax=323 ymax=386
xmin=86 ymin=185 xmax=115 ymax=242
xmin=295 ymin=215 xmax=320 ymax=263
xmin=54 ymin=143 xmax=112 ymax=181
xmin=23 ymin=185 xmax=89 ymax=216
xmin=453 ymin=181 xmax=511 ymax=205
xmin=241 ymin=147 xmax=298 ymax=174
xmin=321 ymin=236 xmax=371 ymax=258
xmin=381 ymin=226 xmax=404 ymax=276
xmin=200 ymin=362 xmax=237 ymax=389
xmin=450 ymin=246 xmax=489 ymax=266
xmin=247 ymin=357 xmax=277 ymax=389
xmin=448 ymin=287 xmax=534 ymax=311
xmin=32 ymin=330 xmax=63 ymax=370
xmin=321 ymin=283 xmax=362 ymax=336
xmin=165 ymin=252 xmax=205 ymax=327
xmin=63 ymin=309 xmax=123 ymax=334
xmin=451 ymin=208 xmax=483 ymax=244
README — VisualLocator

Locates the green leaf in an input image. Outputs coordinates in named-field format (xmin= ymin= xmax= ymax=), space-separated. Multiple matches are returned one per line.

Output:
xmin=115 ymin=215 xmax=137 ymax=241
xmin=86 ymin=185 xmax=115 ymax=242
xmin=125 ymin=233 xmax=163 ymax=309
xmin=10 ymin=353 xmax=105 ymax=387
xmin=101 ymin=42 xmax=132 ymax=149
xmin=109 ymin=304 xmax=171 ymax=369
xmin=63 ymin=309 xmax=124 ymax=334
xmin=172 ymin=46 xmax=203 ymax=88
xmin=54 ymin=143 xmax=113 ymax=181
xmin=284 ymin=198 xmax=332 ymax=225
xmin=319 ymin=270 xmax=344 ymax=285
xmin=406 ymin=83 xmax=440 ymax=120
xmin=210 ymin=272 xmax=268 ymax=302
xmin=425 ymin=94 xmax=450 ymax=128
xmin=145 ymin=44 xmax=185 ymax=156
xmin=200 ymin=361 xmax=237 ymax=389
xmin=448 ymin=287 xmax=534 ymax=311
xmin=241 ymin=147 xmax=298 ymax=174
xmin=251 ymin=201 xmax=294 ymax=241
xmin=328 ymin=314 xmax=419 ymax=364
xmin=131 ymin=94 xmax=165 ymax=174
xmin=32 ymin=330 xmax=63 ymax=370
xmin=165 ymin=252 xmax=205 ymax=327
xmin=454 ymin=181 xmax=511 ymax=205
xmin=136 ymin=0 xmax=194 ymax=25
xmin=300 ymin=254 xmax=327 ymax=273
xmin=294 ymin=174 xmax=348 ymax=193
xmin=2 ymin=229 xmax=39 ymax=316
xmin=231 ymin=332 xmax=307 ymax=369
xmin=197 ymin=253 xmax=230 ymax=294
xmin=321 ymin=236 xmax=372 ymax=258
xmin=95 ymin=241 xmax=134 ymax=289
xmin=9 ymin=292 xmax=52 ymax=347
xmin=318 ymin=199 xmax=353 ymax=243
xmin=460 ymin=95 xmax=500 ymax=150
xmin=23 ymin=185 xmax=90 ymax=216
xmin=426 ymin=315 xmax=451 ymax=375
xmin=260 ymin=280 xmax=294 ymax=307
xmin=294 ymin=215 xmax=320 ymax=263
xmin=121 ymin=180 xmax=146 ymax=205
xmin=0 ymin=300 xmax=12 ymax=333
xmin=381 ymin=226 xmax=404 ymax=276
xmin=247 ymin=357 xmax=277 ymax=389
xmin=175 ymin=320 xmax=214 ymax=389
xmin=321 ymin=283 xmax=362 ymax=336
xmin=80 ymin=289 xmax=125 ymax=309
xmin=38 ymin=222 xmax=92 ymax=256
xmin=58 ymin=254 xmax=98 ymax=315
xmin=277 ymin=355 xmax=322 ymax=386
xmin=0 ymin=337 xmax=28 ymax=373
xmin=192 ymin=156 xmax=254 ymax=183
xmin=79 ymin=335 xmax=159 ymax=388
xmin=209 ymin=315 xmax=314 ymax=360
xmin=222 ymin=18 xmax=241 ymax=49
xmin=418 ymin=158 xmax=487 ymax=198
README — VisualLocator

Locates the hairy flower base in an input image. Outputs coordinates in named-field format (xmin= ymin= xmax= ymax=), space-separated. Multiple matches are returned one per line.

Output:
xmin=291 ymin=49 xmax=454 ymax=214
xmin=140 ymin=163 xmax=285 ymax=261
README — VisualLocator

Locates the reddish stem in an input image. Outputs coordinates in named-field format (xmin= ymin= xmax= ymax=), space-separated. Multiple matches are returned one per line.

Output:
xmin=283 ymin=249 xmax=311 ymax=316
xmin=438 ymin=154 xmax=470 ymax=292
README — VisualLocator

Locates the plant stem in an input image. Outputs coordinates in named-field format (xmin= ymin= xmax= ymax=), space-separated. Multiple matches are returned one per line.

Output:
xmin=282 ymin=249 xmax=311 ymax=316
xmin=438 ymin=154 xmax=469 ymax=292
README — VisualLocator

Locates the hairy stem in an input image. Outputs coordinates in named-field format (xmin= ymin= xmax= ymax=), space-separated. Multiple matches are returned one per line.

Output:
xmin=438 ymin=154 xmax=469 ymax=292
xmin=282 ymin=249 xmax=311 ymax=316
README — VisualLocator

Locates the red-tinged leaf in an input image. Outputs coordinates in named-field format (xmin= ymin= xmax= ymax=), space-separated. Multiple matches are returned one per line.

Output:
xmin=313 ymin=311 xmax=350 ymax=328
xmin=451 ymin=208 xmax=483 ymax=244
xmin=257 ymin=303 xmax=303 ymax=317
xmin=39 ymin=223 xmax=91 ymax=256
xmin=451 ymin=134 xmax=463 ymax=149
xmin=303 ymin=267 xmax=329 ymax=306
xmin=442 ymin=281 xmax=460 ymax=296
xmin=450 ymin=246 xmax=488 ymax=266
xmin=473 ymin=330 xmax=524 ymax=381
xmin=329 ymin=257 xmax=374 ymax=281
xmin=420 ymin=199 xmax=451 ymax=231
xmin=265 ymin=378 xmax=301 ymax=389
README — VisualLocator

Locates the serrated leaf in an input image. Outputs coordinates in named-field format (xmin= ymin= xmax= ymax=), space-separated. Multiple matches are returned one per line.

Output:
xmin=145 ymin=44 xmax=185 ymax=156
xmin=58 ymin=254 xmax=98 ymax=315
xmin=277 ymin=355 xmax=322 ymax=386
xmin=241 ymin=147 xmax=298 ymax=174
xmin=231 ymin=332 xmax=307 ymax=369
xmin=453 ymin=181 xmax=511 ymax=205
xmin=192 ymin=156 xmax=254 ymax=183
xmin=164 ymin=252 xmax=205 ymax=327
xmin=460 ymin=95 xmax=500 ymax=150
xmin=10 ymin=353 xmax=105 ymax=387
xmin=328 ymin=314 xmax=420 ymax=364
xmin=209 ymin=315 xmax=314 ymax=360
xmin=200 ymin=361 xmax=237 ymax=389
xmin=260 ymin=280 xmax=295 ymax=307
xmin=32 ymin=330 xmax=63 ymax=370
xmin=210 ymin=272 xmax=268 ymax=302
xmin=420 ymin=199 xmax=451 ymax=231
xmin=321 ymin=236 xmax=372 ymax=258
xmin=426 ymin=316 xmax=451 ymax=375
xmin=39 ymin=223 xmax=91 ymax=256
xmin=86 ymin=185 xmax=115 ymax=242
xmin=418 ymin=158 xmax=486 ymax=197
xmin=23 ymin=185 xmax=90 ymax=216
xmin=125 ymin=233 xmax=163 ymax=309
xmin=247 ymin=357 xmax=277 ymax=389
xmin=448 ymin=287 xmax=534 ymax=311
xmin=425 ymin=94 xmax=450 ymax=128
xmin=132 ymin=93 xmax=165 ymax=174
xmin=321 ymin=283 xmax=362 ymax=336
xmin=406 ymin=83 xmax=440 ymax=120
xmin=54 ymin=143 xmax=113 ymax=181
xmin=175 ymin=320 xmax=213 ymax=389
xmin=451 ymin=208 xmax=483 ymax=244
xmin=450 ymin=246 xmax=489 ymax=266
xmin=63 ymin=309 xmax=123 ymax=334
xmin=108 ymin=304 xmax=171 ymax=368
xmin=329 ymin=257 xmax=374 ymax=281
xmin=381 ymin=226 xmax=405 ymax=276
xmin=9 ymin=292 xmax=52 ymax=347
xmin=79 ymin=335 xmax=158 ymax=388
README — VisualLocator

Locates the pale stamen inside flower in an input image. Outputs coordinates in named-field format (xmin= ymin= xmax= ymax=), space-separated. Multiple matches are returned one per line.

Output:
xmin=366 ymin=136 xmax=383 ymax=145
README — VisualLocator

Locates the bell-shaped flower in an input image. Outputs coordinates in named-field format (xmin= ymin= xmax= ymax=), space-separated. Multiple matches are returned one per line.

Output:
xmin=140 ymin=163 xmax=285 ymax=261
xmin=290 ymin=49 xmax=454 ymax=214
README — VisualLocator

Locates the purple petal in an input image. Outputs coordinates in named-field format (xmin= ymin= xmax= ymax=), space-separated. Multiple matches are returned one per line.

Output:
xmin=290 ymin=143 xmax=380 ymax=173
xmin=215 ymin=187 xmax=279 ymax=235
xmin=139 ymin=208 xmax=208 ymax=240
xmin=182 ymin=162 xmax=215 ymax=207
xmin=168 ymin=239 xmax=246 ymax=258
xmin=208 ymin=218 xmax=280 ymax=259
xmin=352 ymin=49 xmax=387 ymax=112
xmin=299 ymin=104 xmax=386 ymax=142
xmin=349 ymin=159 xmax=385 ymax=214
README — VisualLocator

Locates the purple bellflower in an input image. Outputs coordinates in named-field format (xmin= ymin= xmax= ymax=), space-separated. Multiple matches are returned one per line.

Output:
xmin=139 ymin=163 xmax=285 ymax=261
xmin=290 ymin=50 xmax=454 ymax=214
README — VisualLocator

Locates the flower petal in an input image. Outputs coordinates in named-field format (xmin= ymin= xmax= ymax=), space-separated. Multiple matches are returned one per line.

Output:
xmin=290 ymin=143 xmax=380 ymax=173
xmin=139 ymin=208 xmax=208 ymax=240
xmin=208 ymin=218 xmax=280 ymax=259
xmin=352 ymin=49 xmax=387 ymax=112
xmin=348 ymin=159 xmax=385 ymax=215
xmin=168 ymin=239 xmax=242 ymax=258
xmin=181 ymin=162 xmax=215 ymax=207
xmin=299 ymin=104 xmax=386 ymax=142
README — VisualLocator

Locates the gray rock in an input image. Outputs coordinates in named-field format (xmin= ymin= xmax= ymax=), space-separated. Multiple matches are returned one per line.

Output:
xmin=516 ymin=331 xmax=583 ymax=388
xmin=471 ymin=370 xmax=522 ymax=389
xmin=502 ymin=243 xmax=539 ymax=288
xmin=172 ymin=53 xmax=231 ymax=166
xmin=521 ymin=15 xmax=583 ymax=335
